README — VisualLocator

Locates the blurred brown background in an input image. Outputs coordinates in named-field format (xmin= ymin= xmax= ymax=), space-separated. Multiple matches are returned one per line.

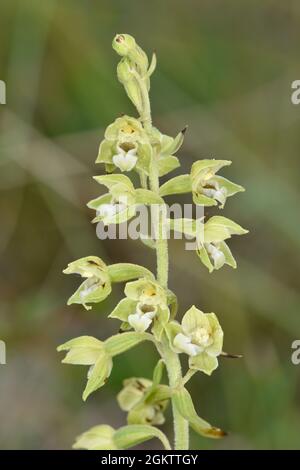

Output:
xmin=0 ymin=0 xmax=300 ymax=449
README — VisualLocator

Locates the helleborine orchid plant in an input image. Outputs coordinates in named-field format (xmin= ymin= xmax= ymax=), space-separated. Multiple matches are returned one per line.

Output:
xmin=58 ymin=34 xmax=248 ymax=450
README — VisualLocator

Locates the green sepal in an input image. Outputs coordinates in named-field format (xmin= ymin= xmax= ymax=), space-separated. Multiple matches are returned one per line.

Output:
xmin=203 ymin=216 xmax=248 ymax=243
xmin=108 ymin=298 xmax=137 ymax=322
xmin=57 ymin=336 xmax=103 ymax=365
xmin=93 ymin=174 xmax=134 ymax=191
xmin=161 ymin=127 xmax=187 ymax=156
xmin=82 ymin=352 xmax=113 ymax=401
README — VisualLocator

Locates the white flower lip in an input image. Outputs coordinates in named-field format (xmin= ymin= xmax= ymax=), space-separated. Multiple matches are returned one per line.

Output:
xmin=202 ymin=181 xmax=227 ymax=206
xmin=174 ymin=333 xmax=201 ymax=357
xmin=112 ymin=145 xmax=138 ymax=172
xmin=80 ymin=277 xmax=101 ymax=299
xmin=128 ymin=302 xmax=157 ymax=333
xmin=98 ymin=202 xmax=127 ymax=219
xmin=128 ymin=312 xmax=153 ymax=332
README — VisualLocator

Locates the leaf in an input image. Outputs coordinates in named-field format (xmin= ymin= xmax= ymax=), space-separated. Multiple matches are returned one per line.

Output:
xmin=104 ymin=332 xmax=150 ymax=357
xmin=107 ymin=263 xmax=154 ymax=282
xmin=173 ymin=387 xmax=226 ymax=439
xmin=159 ymin=174 xmax=191 ymax=197
xmin=114 ymin=425 xmax=171 ymax=450
xmin=158 ymin=156 xmax=180 ymax=177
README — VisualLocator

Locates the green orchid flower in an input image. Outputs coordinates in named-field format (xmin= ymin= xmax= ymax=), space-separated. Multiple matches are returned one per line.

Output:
xmin=96 ymin=115 xmax=152 ymax=174
xmin=197 ymin=216 xmax=248 ymax=272
xmin=63 ymin=256 xmax=112 ymax=310
xmin=173 ymin=306 xmax=224 ymax=376
xmin=87 ymin=174 xmax=163 ymax=226
xmin=57 ymin=336 xmax=113 ymax=400
xmin=191 ymin=159 xmax=244 ymax=208
xmin=109 ymin=278 xmax=170 ymax=338
xmin=117 ymin=377 xmax=169 ymax=426
xmin=87 ymin=174 xmax=137 ymax=225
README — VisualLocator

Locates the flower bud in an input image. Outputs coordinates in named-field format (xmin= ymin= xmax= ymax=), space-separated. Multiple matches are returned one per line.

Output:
xmin=112 ymin=34 xmax=136 ymax=57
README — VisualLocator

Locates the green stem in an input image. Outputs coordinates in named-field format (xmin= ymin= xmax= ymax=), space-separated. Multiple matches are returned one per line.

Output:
xmin=139 ymin=81 xmax=188 ymax=449
xmin=159 ymin=339 xmax=189 ymax=450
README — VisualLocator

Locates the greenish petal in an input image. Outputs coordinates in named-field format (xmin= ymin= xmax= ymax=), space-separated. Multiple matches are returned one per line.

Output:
xmin=196 ymin=245 xmax=214 ymax=273
xmin=93 ymin=174 xmax=134 ymax=191
xmin=96 ymin=139 xmax=114 ymax=165
xmin=181 ymin=306 xmax=210 ymax=336
xmin=57 ymin=336 xmax=104 ymax=365
xmin=218 ymin=241 xmax=237 ymax=269
xmin=67 ymin=276 xmax=112 ymax=310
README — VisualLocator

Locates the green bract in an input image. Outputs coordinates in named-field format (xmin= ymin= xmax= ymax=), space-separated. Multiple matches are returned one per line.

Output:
xmin=59 ymin=33 xmax=248 ymax=451
xmin=173 ymin=306 xmax=223 ymax=376
xmin=63 ymin=256 xmax=111 ymax=310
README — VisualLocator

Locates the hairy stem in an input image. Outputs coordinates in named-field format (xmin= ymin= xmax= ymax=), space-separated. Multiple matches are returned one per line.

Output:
xmin=140 ymin=81 xmax=189 ymax=449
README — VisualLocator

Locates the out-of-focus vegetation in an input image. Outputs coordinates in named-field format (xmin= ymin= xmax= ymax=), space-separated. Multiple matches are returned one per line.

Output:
xmin=0 ymin=0 xmax=300 ymax=449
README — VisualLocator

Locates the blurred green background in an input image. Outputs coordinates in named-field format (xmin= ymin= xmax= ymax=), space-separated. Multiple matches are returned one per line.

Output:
xmin=1 ymin=0 xmax=300 ymax=450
